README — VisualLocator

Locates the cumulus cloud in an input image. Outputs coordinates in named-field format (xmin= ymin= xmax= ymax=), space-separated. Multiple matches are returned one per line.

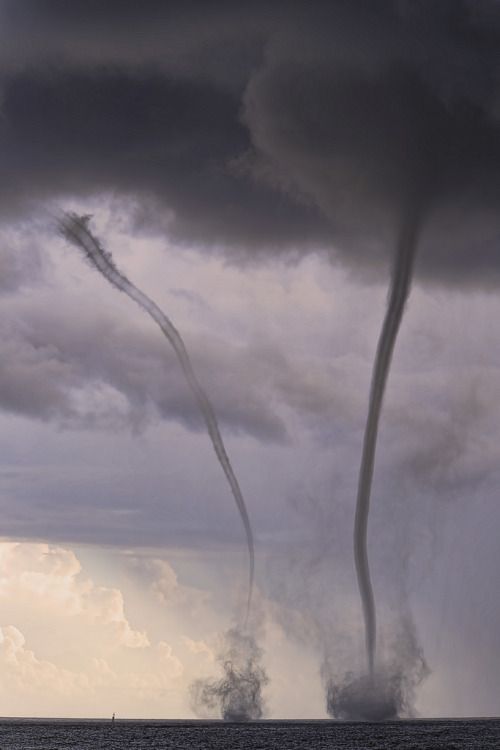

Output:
xmin=127 ymin=556 xmax=210 ymax=618
xmin=0 ymin=622 xmax=185 ymax=715
xmin=0 ymin=542 xmax=149 ymax=648
xmin=0 ymin=625 xmax=89 ymax=695
xmin=0 ymin=542 xmax=191 ymax=716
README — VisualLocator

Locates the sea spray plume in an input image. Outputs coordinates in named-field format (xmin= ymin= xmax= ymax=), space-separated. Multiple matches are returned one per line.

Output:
xmin=325 ymin=665 xmax=420 ymax=721
xmin=324 ymin=613 xmax=428 ymax=720
xmin=354 ymin=209 xmax=423 ymax=677
xmin=58 ymin=212 xmax=255 ymax=622
xmin=190 ymin=627 xmax=268 ymax=720
xmin=327 ymin=670 xmax=400 ymax=721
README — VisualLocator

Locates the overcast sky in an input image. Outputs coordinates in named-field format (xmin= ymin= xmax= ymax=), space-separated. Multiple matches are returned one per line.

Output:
xmin=1 ymin=0 xmax=500 ymax=718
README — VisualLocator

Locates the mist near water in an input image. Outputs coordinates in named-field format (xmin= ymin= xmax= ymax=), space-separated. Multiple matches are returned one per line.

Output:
xmin=190 ymin=627 xmax=268 ymax=721
xmin=323 ymin=615 xmax=428 ymax=721
xmin=58 ymin=212 xmax=255 ymax=622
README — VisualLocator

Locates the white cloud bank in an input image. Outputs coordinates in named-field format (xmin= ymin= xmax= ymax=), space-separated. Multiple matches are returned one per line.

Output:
xmin=0 ymin=543 xmax=187 ymax=717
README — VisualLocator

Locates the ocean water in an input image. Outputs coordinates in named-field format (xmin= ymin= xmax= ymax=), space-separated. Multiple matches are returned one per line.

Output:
xmin=0 ymin=719 xmax=498 ymax=749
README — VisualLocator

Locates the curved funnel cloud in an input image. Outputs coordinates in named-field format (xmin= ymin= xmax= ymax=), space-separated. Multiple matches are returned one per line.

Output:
xmin=354 ymin=211 xmax=422 ymax=676
xmin=58 ymin=212 xmax=254 ymax=623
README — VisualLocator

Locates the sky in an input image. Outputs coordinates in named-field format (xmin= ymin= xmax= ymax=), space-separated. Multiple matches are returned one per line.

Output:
xmin=1 ymin=0 xmax=500 ymax=718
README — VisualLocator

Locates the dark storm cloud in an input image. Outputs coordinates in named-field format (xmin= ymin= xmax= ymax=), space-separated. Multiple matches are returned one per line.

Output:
xmin=0 ymin=66 xmax=330 ymax=254
xmin=1 ymin=0 xmax=500 ymax=282
xmin=0 ymin=0 xmax=269 ymax=86
xmin=243 ymin=2 xmax=500 ymax=283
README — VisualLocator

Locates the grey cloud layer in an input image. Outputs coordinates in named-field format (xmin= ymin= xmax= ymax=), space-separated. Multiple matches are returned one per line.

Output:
xmin=1 ymin=1 xmax=500 ymax=283
xmin=0 ymin=226 xmax=43 ymax=293
xmin=0 ymin=294 xmax=282 ymax=438
xmin=0 ymin=278 xmax=361 ymax=442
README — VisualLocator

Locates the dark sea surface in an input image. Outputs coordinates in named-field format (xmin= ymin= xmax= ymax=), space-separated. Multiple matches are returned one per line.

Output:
xmin=0 ymin=719 xmax=499 ymax=749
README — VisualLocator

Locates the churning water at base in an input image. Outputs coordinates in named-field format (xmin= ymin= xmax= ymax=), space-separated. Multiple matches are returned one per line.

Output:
xmin=0 ymin=719 xmax=499 ymax=749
